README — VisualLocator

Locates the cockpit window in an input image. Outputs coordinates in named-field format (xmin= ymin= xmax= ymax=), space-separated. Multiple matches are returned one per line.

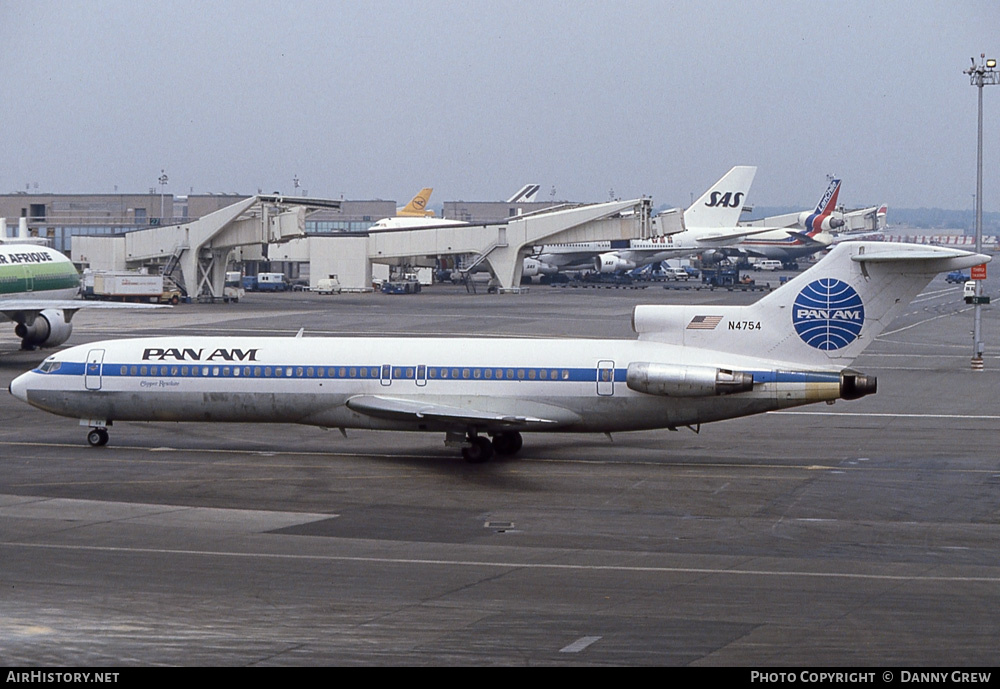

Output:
xmin=39 ymin=360 xmax=61 ymax=373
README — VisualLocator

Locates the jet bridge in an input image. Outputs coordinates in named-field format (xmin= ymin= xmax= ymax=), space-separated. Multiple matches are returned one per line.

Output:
xmin=76 ymin=196 xmax=653 ymax=296
xmin=114 ymin=195 xmax=340 ymax=300
xmin=367 ymin=198 xmax=653 ymax=291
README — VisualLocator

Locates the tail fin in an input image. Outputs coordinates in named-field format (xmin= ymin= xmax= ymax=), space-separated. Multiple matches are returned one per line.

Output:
xmin=508 ymin=184 xmax=540 ymax=203
xmin=800 ymin=178 xmax=842 ymax=235
xmin=634 ymin=242 xmax=990 ymax=369
xmin=398 ymin=188 xmax=434 ymax=217
xmin=682 ymin=166 xmax=756 ymax=230
xmin=814 ymin=178 xmax=841 ymax=214
xmin=876 ymin=205 xmax=887 ymax=231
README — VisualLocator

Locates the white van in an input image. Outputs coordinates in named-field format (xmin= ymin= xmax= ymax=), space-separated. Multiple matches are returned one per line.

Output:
xmin=753 ymin=260 xmax=783 ymax=271
xmin=313 ymin=275 xmax=342 ymax=295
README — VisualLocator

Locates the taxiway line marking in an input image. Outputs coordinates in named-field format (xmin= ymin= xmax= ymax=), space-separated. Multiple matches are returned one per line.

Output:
xmin=2 ymin=541 xmax=999 ymax=584
xmin=560 ymin=636 xmax=602 ymax=653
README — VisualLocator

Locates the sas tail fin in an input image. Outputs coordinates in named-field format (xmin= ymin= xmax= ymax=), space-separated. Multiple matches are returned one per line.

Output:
xmin=682 ymin=166 xmax=756 ymax=230
xmin=398 ymin=188 xmax=435 ymax=217
xmin=634 ymin=242 xmax=990 ymax=369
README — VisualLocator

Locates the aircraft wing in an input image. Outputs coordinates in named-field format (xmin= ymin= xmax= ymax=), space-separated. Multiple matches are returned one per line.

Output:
xmin=0 ymin=299 xmax=168 ymax=320
xmin=346 ymin=395 xmax=577 ymax=430
xmin=694 ymin=226 xmax=791 ymax=244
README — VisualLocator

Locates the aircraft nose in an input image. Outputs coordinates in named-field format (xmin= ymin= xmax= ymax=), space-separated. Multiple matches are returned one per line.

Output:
xmin=9 ymin=371 xmax=30 ymax=403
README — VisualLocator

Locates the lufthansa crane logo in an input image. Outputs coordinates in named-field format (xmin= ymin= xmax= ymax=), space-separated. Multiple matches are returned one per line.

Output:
xmin=792 ymin=279 xmax=865 ymax=350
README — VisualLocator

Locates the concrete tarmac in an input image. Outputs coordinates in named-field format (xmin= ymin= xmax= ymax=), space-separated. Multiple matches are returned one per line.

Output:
xmin=1 ymin=273 xmax=998 ymax=666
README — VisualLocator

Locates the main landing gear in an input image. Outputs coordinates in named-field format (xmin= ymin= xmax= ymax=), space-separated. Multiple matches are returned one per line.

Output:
xmin=87 ymin=428 xmax=109 ymax=447
xmin=460 ymin=431 xmax=523 ymax=463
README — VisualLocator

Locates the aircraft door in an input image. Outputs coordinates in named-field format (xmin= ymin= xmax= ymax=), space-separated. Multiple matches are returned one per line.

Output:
xmin=380 ymin=364 xmax=392 ymax=386
xmin=597 ymin=359 xmax=615 ymax=396
xmin=85 ymin=349 xmax=105 ymax=391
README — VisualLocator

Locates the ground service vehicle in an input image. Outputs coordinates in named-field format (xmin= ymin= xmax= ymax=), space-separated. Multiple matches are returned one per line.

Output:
xmin=89 ymin=272 xmax=180 ymax=305
xmin=313 ymin=276 xmax=342 ymax=295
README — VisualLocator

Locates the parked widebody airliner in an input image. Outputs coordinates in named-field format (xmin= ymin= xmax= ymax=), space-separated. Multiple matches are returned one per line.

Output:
xmin=0 ymin=243 xmax=165 ymax=350
xmin=735 ymin=178 xmax=842 ymax=267
xmin=10 ymin=242 xmax=987 ymax=462
xmin=535 ymin=166 xmax=765 ymax=273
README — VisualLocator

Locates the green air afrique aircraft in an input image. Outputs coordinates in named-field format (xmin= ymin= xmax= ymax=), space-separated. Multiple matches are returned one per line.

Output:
xmin=0 ymin=243 xmax=165 ymax=350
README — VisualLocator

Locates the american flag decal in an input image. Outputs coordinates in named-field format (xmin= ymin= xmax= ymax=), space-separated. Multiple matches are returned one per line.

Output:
xmin=687 ymin=315 xmax=723 ymax=330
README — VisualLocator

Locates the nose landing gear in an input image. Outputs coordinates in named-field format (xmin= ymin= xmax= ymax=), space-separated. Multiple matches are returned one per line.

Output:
xmin=87 ymin=428 xmax=110 ymax=447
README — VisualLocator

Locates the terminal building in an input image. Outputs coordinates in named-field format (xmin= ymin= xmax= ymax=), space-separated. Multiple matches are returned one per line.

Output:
xmin=0 ymin=192 xmax=397 ymax=254
xmin=2 ymin=190 xmax=648 ymax=296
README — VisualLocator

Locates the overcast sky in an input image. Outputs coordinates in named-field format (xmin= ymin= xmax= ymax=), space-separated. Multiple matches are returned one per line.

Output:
xmin=2 ymin=1 xmax=999 ymax=212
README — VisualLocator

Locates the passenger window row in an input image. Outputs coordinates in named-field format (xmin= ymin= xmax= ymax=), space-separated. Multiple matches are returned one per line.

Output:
xmin=114 ymin=364 xmax=577 ymax=380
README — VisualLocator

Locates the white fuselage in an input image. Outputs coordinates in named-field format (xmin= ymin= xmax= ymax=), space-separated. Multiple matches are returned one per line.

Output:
xmin=11 ymin=335 xmax=844 ymax=435
xmin=0 ymin=244 xmax=80 ymax=311
xmin=737 ymin=230 xmax=833 ymax=262
xmin=536 ymin=230 xmax=731 ymax=272
xmin=607 ymin=231 xmax=722 ymax=266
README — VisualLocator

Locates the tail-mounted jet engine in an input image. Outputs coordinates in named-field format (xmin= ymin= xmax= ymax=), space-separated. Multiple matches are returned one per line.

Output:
xmin=798 ymin=211 xmax=845 ymax=232
xmin=840 ymin=371 xmax=876 ymax=400
xmin=627 ymin=362 xmax=754 ymax=397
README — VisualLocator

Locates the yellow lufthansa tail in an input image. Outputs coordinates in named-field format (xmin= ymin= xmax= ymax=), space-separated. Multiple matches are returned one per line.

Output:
xmin=398 ymin=188 xmax=435 ymax=217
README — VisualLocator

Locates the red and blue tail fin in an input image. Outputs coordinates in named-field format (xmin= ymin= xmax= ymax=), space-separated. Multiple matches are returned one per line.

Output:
xmin=800 ymin=178 xmax=842 ymax=235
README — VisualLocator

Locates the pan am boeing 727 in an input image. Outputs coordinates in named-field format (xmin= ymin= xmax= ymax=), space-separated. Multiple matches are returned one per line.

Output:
xmin=9 ymin=242 xmax=987 ymax=462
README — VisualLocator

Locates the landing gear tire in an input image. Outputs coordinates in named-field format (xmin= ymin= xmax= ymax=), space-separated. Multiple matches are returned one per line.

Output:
xmin=491 ymin=431 xmax=523 ymax=456
xmin=462 ymin=436 xmax=495 ymax=463
xmin=87 ymin=428 xmax=109 ymax=447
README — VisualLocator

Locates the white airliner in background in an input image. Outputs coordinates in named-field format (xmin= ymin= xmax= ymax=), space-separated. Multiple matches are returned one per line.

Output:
xmin=534 ymin=166 xmax=766 ymax=273
xmin=370 ymin=184 xmax=541 ymax=232
xmin=368 ymin=184 xmax=550 ymax=276
xmin=0 ymin=243 xmax=166 ymax=350
xmin=10 ymin=241 xmax=987 ymax=462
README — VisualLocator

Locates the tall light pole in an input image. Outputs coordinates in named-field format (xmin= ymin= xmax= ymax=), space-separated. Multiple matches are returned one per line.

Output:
xmin=158 ymin=170 xmax=169 ymax=222
xmin=963 ymin=54 xmax=998 ymax=369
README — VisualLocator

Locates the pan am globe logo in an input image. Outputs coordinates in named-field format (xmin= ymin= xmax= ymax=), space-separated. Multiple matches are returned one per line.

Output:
xmin=792 ymin=278 xmax=865 ymax=350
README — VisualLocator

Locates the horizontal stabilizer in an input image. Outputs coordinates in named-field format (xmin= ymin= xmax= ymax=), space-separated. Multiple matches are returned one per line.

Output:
xmin=851 ymin=247 xmax=985 ymax=265
xmin=785 ymin=230 xmax=826 ymax=242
